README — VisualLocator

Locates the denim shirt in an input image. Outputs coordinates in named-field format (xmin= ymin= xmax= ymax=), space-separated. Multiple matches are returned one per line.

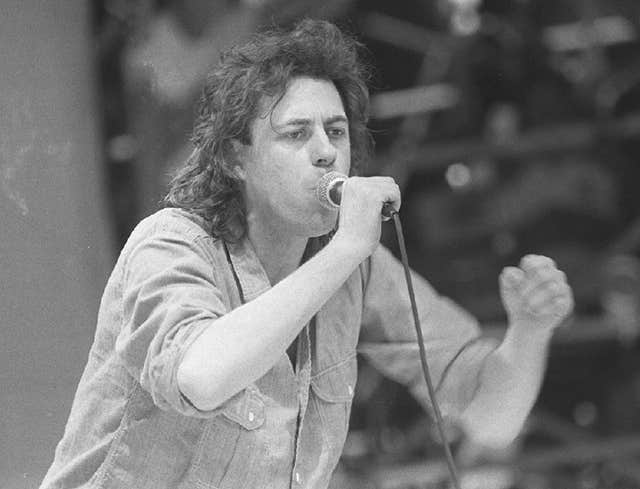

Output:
xmin=40 ymin=208 xmax=497 ymax=489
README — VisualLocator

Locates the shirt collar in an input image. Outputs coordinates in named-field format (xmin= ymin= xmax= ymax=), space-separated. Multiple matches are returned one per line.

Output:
xmin=224 ymin=235 xmax=330 ymax=303
xmin=224 ymin=237 xmax=272 ymax=302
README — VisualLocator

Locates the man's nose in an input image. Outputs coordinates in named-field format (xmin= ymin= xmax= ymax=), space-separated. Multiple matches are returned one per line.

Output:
xmin=311 ymin=131 xmax=337 ymax=168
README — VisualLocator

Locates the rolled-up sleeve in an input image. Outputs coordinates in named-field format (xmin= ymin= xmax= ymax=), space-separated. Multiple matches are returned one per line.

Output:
xmin=357 ymin=245 xmax=498 ymax=420
xmin=116 ymin=223 xmax=228 ymax=417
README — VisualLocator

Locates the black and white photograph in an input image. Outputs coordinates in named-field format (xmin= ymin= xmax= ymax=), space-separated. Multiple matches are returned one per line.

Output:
xmin=1 ymin=1 xmax=639 ymax=488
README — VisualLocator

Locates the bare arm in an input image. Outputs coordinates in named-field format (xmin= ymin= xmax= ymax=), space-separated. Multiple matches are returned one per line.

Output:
xmin=459 ymin=324 xmax=552 ymax=447
xmin=459 ymin=255 xmax=573 ymax=447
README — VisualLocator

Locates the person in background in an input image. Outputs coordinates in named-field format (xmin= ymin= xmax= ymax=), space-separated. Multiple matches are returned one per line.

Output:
xmin=40 ymin=19 xmax=573 ymax=489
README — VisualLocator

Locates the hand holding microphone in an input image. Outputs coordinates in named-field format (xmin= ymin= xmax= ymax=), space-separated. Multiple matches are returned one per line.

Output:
xmin=317 ymin=171 xmax=401 ymax=259
xmin=317 ymin=171 xmax=399 ymax=219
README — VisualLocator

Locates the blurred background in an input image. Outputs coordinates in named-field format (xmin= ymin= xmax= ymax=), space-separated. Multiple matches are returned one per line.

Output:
xmin=2 ymin=0 xmax=640 ymax=487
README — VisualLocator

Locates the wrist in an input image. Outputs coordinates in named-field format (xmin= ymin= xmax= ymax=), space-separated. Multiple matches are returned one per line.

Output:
xmin=330 ymin=230 xmax=373 ymax=264
xmin=504 ymin=319 xmax=555 ymax=348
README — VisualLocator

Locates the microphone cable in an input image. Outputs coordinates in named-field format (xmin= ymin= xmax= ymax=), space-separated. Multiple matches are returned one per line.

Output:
xmin=386 ymin=207 xmax=462 ymax=489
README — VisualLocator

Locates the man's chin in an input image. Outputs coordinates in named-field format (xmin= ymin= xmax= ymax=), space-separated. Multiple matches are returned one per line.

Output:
xmin=308 ymin=210 xmax=338 ymax=237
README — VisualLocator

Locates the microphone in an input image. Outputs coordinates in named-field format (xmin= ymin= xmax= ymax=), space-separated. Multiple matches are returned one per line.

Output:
xmin=316 ymin=171 xmax=347 ymax=210
xmin=316 ymin=171 xmax=397 ymax=218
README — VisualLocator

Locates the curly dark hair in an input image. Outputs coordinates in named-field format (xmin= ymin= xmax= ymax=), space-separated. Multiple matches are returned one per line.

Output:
xmin=164 ymin=18 xmax=373 ymax=242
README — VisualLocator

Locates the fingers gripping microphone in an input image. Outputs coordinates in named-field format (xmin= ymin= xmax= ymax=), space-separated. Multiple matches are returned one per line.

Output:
xmin=315 ymin=171 xmax=397 ymax=218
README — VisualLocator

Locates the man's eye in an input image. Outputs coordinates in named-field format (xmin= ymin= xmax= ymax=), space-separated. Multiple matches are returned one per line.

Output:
xmin=328 ymin=127 xmax=346 ymax=138
xmin=287 ymin=129 xmax=306 ymax=140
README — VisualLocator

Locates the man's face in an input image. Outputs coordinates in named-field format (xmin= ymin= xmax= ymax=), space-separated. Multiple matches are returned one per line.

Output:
xmin=236 ymin=76 xmax=351 ymax=237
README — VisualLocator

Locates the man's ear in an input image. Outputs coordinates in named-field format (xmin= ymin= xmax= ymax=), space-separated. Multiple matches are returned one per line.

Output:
xmin=229 ymin=139 xmax=247 ymax=180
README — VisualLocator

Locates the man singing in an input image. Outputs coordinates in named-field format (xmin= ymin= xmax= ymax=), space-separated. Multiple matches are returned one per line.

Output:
xmin=41 ymin=19 xmax=573 ymax=489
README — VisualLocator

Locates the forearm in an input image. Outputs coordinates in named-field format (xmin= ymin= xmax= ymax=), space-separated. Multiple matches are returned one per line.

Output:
xmin=178 ymin=235 xmax=365 ymax=411
xmin=459 ymin=324 xmax=553 ymax=448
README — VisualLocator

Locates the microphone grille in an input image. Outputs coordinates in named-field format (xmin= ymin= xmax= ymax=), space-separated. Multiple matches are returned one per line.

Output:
xmin=316 ymin=171 xmax=347 ymax=209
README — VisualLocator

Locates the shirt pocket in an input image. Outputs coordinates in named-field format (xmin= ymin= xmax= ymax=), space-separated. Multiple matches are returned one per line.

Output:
xmin=310 ymin=354 xmax=357 ymax=445
xmin=180 ymin=385 xmax=266 ymax=489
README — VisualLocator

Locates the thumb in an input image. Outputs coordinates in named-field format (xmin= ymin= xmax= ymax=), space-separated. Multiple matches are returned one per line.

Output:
xmin=500 ymin=267 xmax=525 ymax=317
xmin=500 ymin=266 xmax=524 ymax=292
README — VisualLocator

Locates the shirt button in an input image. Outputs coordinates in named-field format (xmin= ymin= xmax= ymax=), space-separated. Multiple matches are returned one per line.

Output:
xmin=295 ymin=472 xmax=301 ymax=484
xmin=248 ymin=411 xmax=255 ymax=422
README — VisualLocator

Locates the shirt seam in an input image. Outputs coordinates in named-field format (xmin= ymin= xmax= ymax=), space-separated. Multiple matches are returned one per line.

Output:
xmin=310 ymin=351 xmax=357 ymax=379
xmin=121 ymin=217 xmax=216 ymax=291
xmin=90 ymin=381 xmax=138 ymax=488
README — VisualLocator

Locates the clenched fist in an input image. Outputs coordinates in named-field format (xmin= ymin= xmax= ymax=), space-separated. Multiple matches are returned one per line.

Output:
xmin=499 ymin=254 xmax=574 ymax=330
